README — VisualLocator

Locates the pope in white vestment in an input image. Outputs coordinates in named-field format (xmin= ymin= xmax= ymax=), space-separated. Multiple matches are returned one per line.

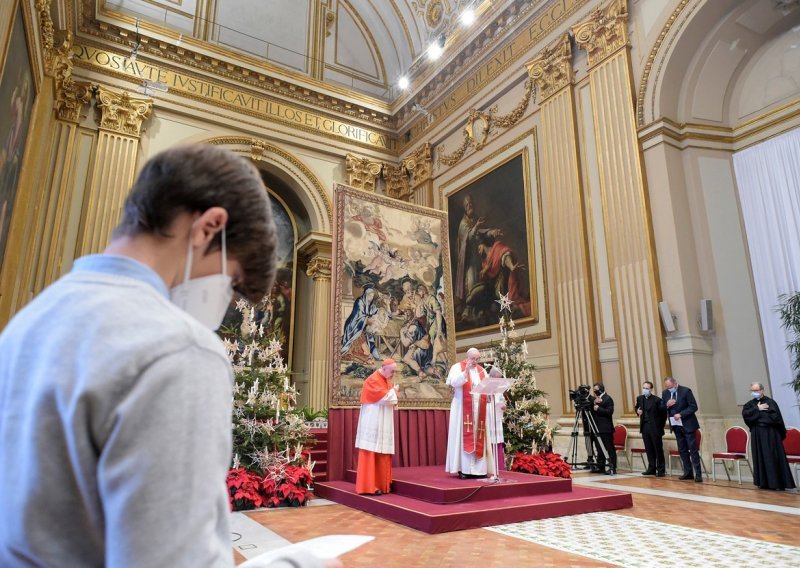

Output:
xmin=445 ymin=348 xmax=496 ymax=478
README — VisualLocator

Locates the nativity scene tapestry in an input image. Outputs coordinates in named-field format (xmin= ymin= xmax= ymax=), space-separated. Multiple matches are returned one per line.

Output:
xmin=330 ymin=184 xmax=455 ymax=408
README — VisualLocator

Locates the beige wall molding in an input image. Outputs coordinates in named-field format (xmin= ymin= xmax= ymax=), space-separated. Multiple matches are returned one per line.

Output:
xmin=570 ymin=0 xmax=629 ymax=70
xmin=526 ymin=34 xmax=574 ymax=104
xmin=436 ymin=78 xmax=535 ymax=168
xmin=94 ymin=86 xmax=153 ymax=136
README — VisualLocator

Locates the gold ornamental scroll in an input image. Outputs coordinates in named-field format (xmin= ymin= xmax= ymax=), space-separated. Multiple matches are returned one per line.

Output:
xmin=572 ymin=0 xmax=669 ymax=414
xmin=527 ymin=34 xmax=600 ymax=414
xmin=72 ymin=44 xmax=397 ymax=152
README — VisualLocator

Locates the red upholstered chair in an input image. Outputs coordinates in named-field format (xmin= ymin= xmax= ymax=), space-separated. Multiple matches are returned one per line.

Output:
xmin=711 ymin=426 xmax=752 ymax=484
xmin=613 ymin=424 xmax=632 ymax=471
xmin=668 ymin=429 xmax=708 ymax=478
xmin=630 ymin=445 xmax=648 ymax=470
xmin=784 ymin=427 xmax=800 ymax=486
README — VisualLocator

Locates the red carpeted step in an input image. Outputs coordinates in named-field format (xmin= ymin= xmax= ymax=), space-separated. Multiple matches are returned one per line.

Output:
xmin=343 ymin=466 xmax=572 ymax=503
xmin=314 ymin=480 xmax=632 ymax=534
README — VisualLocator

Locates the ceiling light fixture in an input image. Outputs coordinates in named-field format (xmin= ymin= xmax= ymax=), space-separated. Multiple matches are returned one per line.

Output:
xmin=398 ymin=76 xmax=410 ymax=89
xmin=428 ymin=34 xmax=446 ymax=60
xmin=460 ymin=9 xmax=476 ymax=26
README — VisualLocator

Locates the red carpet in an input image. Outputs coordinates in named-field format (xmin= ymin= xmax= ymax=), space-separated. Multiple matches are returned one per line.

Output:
xmin=314 ymin=466 xmax=632 ymax=534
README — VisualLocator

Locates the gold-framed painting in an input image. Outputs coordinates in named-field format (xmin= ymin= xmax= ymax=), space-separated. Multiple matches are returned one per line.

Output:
xmin=329 ymin=183 xmax=456 ymax=408
xmin=0 ymin=2 xmax=35 ymax=273
xmin=445 ymin=149 xmax=539 ymax=337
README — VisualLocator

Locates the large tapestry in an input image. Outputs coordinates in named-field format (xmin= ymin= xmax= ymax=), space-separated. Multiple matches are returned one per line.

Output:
xmin=330 ymin=184 xmax=455 ymax=408
xmin=0 ymin=4 xmax=35 ymax=272
xmin=446 ymin=152 xmax=538 ymax=337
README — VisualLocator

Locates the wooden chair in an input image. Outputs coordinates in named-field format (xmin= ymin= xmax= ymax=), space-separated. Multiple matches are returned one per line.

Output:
xmin=613 ymin=424 xmax=632 ymax=471
xmin=711 ymin=426 xmax=752 ymax=484
xmin=668 ymin=428 xmax=708 ymax=477
xmin=783 ymin=427 xmax=800 ymax=486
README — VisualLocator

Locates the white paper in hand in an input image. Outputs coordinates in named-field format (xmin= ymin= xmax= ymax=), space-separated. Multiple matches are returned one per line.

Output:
xmin=669 ymin=416 xmax=683 ymax=427
xmin=239 ymin=535 xmax=375 ymax=567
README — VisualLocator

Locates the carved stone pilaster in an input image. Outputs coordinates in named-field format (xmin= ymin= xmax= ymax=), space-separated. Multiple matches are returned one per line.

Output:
xmin=526 ymin=34 xmax=574 ymax=103
xmin=306 ymin=257 xmax=332 ymax=280
xmin=50 ymin=32 xmax=92 ymax=123
xmin=403 ymin=142 xmax=433 ymax=189
xmin=571 ymin=0 xmax=629 ymax=69
xmin=95 ymin=87 xmax=153 ymax=137
xmin=345 ymin=153 xmax=383 ymax=192
xmin=383 ymin=163 xmax=411 ymax=201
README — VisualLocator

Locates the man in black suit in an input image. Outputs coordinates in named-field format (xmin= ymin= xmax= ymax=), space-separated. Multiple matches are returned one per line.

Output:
xmin=662 ymin=376 xmax=702 ymax=482
xmin=590 ymin=383 xmax=616 ymax=475
xmin=636 ymin=380 xmax=667 ymax=477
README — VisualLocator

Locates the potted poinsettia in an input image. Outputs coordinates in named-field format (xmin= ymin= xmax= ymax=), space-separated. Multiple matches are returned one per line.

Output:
xmin=510 ymin=451 xmax=572 ymax=479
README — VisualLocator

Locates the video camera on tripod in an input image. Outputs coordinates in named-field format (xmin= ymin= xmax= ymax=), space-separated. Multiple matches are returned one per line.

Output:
xmin=566 ymin=383 xmax=610 ymax=471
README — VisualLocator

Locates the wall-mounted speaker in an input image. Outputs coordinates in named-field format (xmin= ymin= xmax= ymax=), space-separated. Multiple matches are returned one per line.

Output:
xmin=700 ymin=299 xmax=713 ymax=332
xmin=659 ymin=301 xmax=676 ymax=333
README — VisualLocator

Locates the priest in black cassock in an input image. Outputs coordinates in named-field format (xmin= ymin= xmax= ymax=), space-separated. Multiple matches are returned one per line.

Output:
xmin=741 ymin=382 xmax=796 ymax=491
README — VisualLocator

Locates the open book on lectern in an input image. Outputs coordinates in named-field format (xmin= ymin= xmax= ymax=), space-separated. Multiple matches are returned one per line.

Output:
xmin=471 ymin=376 xmax=515 ymax=397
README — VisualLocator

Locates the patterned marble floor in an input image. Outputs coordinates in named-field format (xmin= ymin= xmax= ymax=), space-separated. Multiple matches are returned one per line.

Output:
xmin=234 ymin=473 xmax=800 ymax=567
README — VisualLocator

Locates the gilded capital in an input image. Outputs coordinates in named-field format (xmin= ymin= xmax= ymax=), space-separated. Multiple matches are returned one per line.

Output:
xmin=306 ymin=257 xmax=332 ymax=280
xmin=51 ymin=32 xmax=92 ymax=123
xmin=571 ymin=0 xmax=629 ymax=69
xmin=345 ymin=153 xmax=383 ymax=192
xmin=526 ymin=34 xmax=573 ymax=103
xmin=383 ymin=163 xmax=411 ymax=201
xmin=95 ymin=87 xmax=153 ymax=137
xmin=403 ymin=142 xmax=433 ymax=188
xmin=35 ymin=0 xmax=54 ymax=58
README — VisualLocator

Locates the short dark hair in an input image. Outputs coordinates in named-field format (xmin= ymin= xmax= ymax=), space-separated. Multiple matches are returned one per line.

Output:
xmin=593 ymin=383 xmax=605 ymax=393
xmin=115 ymin=144 xmax=277 ymax=302
xmin=642 ymin=381 xmax=654 ymax=389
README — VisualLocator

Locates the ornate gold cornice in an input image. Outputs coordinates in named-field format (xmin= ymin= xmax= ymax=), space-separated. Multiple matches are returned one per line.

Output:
xmin=526 ymin=34 xmax=573 ymax=103
xmin=345 ymin=154 xmax=383 ymax=192
xmin=35 ymin=0 xmax=55 ymax=69
xmin=306 ymin=257 xmax=332 ymax=281
xmin=437 ymin=78 xmax=535 ymax=168
xmin=571 ymin=0 xmax=629 ymax=69
xmin=382 ymin=163 xmax=410 ymax=201
xmin=95 ymin=86 xmax=153 ymax=137
xmin=51 ymin=32 xmax=93 ymax=123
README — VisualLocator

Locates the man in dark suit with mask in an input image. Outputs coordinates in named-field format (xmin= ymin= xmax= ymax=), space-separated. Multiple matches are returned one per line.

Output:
xmin=590 ymin=383 xmax=616 ymax=475
xmin=636 ymin=380 xmax=667 ymax=477
xmin=662 ymin=376 xmax=702 ymax=482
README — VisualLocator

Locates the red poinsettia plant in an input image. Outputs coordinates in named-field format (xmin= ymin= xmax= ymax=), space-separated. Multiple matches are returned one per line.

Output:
xmin=510 ymin=451 xmax=572 ymax=479
xmin=227 ymin=464 xmax=314 ymax=511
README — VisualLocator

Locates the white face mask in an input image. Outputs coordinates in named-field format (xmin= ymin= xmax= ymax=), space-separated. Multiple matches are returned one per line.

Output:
xmin=170 ymin=227 xmax=233 ymax=330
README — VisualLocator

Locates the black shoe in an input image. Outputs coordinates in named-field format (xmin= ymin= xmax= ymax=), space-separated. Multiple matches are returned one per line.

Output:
xmin=679 ymin=473 xmax=694 ymax=480
xmin=655 ymin=472 xmax=666 ymax=477
xmin=589 ymin=467 xmax=602 ymax=473
xmin=458 ymin=473 xmax=467 ymax=480
xmin=695 ymin=476 xmax=703 ymax=483
xmin=641 ymin=470 xmax=656 ymax=476
xmin=373 ymin=490 xmax=383 ymax=495
xmin=605 ymin=468 xmax=615 ymax=475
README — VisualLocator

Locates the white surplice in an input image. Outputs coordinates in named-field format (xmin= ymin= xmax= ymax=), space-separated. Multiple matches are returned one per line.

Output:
xmin=445 ymin=362 xmax=496 ymax=476
xmin=355 ymin=388 xmax=397 ymax=454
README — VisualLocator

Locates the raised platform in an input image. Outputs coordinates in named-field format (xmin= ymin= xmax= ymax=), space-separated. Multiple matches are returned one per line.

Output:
xmin=314 ymin=466 xmax=632 ymax=534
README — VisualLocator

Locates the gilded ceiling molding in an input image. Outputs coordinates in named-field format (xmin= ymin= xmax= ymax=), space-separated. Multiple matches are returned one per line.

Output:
xmin=571 ymin=0 xmax=629 ymax=69
xmin=51 ymin=32 xmax=93 ymax=123
xmin=95 ymin=86 xmax=153 ymax=137
xmin=306 ymin=257 xmax=332 ymax=280
xmin=346 ymin=154 xmax=384 ymax=192
xmin=636 ymin=0 xmax=694 ymax=127
xmin=437 ymin=79 xmax=535 ymax=167
xmin=526 ymin=34 xmax=574 ymax=103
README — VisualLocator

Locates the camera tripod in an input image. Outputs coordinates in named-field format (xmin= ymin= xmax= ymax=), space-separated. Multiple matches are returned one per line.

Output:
xmin=566 ymin=405 xmax=610 ymax=472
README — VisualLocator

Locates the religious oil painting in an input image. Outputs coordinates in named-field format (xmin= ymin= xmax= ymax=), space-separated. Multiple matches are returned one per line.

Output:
xmin=221 ymin=190 xmax=297 ymax=363
xmin=446 ymin=151 xmax=538 ymax=337
xmin=0 ymin=5 xmax=35 ymax=272
xmin=330 ymin=184 xmax=455 ymax=408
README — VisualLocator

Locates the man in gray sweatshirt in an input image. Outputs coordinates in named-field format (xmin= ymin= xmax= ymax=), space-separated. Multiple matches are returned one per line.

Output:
xmin=0 ymin=145 xmax=282 ymax=566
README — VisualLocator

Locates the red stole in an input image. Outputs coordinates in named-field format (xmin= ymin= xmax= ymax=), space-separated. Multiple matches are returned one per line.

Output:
xmin=460 ymin=359 xmax=487 ymax=456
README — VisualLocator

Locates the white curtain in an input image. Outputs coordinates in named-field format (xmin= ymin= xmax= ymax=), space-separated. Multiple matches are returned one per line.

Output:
xmin=733 ymin=128 xmax=800 ymax=427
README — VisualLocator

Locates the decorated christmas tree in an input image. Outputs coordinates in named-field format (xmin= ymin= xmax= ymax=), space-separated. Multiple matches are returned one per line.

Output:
xmin=219 ymin=298 xmax=315 ymax=509
xmin=492 ymin=295 xmax=553 ymax=456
